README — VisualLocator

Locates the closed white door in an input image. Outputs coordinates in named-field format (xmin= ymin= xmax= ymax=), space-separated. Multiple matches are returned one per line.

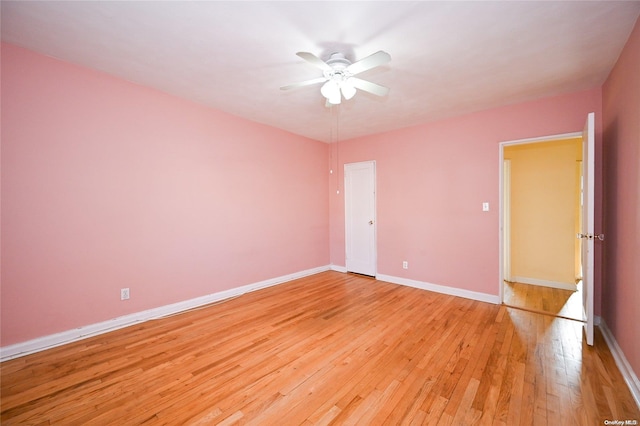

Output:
xmin=579 ymin=112 xmax=596 ymax=346
xmin=345 ymin=161 xmax=376 ymax=276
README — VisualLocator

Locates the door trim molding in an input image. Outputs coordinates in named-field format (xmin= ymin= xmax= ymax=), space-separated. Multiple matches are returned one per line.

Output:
xmin=503 ymin=159 xmax=512 ymax=282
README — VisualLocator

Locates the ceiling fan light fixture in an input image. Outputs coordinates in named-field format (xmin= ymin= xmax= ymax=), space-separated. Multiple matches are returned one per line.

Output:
xmin=321 ymin=80 xmax=342 ymax=105
xmin=283 ymin=50 xmax=391 ymax=107
xmin=341 ymin=80 xmax=357 ymax=100
xmin=328 ymin=92 xmax=342 ymax=105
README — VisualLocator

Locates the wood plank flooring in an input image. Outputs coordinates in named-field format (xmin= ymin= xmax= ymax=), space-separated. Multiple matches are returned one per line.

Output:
xmin=503 ymin=281 xmax=583 ymax=321
xmin=2 ymin=271 xmax=638 ymax=424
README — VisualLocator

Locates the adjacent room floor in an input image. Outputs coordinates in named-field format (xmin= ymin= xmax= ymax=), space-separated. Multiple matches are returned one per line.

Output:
xmin=503 ymin=280 xmax=583 ymax=322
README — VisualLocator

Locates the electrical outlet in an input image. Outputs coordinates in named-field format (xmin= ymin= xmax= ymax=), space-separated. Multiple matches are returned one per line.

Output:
xmin=402 ymin=261 xmax=408 ymax=269
xmin=120 ymin=288 xmax=130 ymax=300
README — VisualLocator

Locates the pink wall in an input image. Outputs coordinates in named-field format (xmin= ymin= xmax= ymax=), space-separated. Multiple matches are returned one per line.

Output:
xmin=602 ymin=18 xmax=640 ymax=383
xmin=330 ymin=89 xmax=603 ymax=299
xmin=1 ymin=43 xmax=329 ymax=346
xmin=2 ymin=37 xmax=623 ymax=358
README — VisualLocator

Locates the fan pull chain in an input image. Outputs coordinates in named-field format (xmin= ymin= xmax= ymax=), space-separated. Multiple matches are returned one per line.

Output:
xmin=335 ymin=105 xmax=340 ymax=195
xmin=329 ymin=107 xmax=334 ymax=175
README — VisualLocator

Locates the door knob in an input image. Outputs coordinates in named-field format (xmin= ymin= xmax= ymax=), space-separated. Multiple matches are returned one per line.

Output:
xmin=577 ymin=233 xmax=605 ymax=241
xmin=369 ymin=220 xmax=374 ymax=225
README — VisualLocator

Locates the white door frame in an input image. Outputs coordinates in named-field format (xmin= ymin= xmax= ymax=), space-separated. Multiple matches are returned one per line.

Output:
xmin=503 ymin=159 xmax=512 ymax=282
xmin=498 ymin=131 xmax=582 ymax=303
xmin=344 ymin=161 xmax=377 ymax=276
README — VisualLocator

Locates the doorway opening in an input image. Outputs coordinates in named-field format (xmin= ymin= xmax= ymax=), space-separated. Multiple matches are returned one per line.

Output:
xmin=500 ymin=133 xmax=584 ymax=321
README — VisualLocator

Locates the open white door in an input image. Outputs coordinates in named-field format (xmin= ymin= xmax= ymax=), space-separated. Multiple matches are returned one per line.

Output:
xmin=345 ymin=161 xmax=376 ymax=276
xmin=579 ymin=112 xmax=596 ymax=346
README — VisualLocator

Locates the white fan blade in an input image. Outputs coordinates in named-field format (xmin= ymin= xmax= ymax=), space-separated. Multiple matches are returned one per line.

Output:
xmin=280 ymin=77 xmax=327 ymax=91
xmin=296 ymin=52 xmax=333 ymax=72
xmin=346 ymin=51 xmax=391 ymax=75
xmin=349 ymin=78 xmax=389 ymax=97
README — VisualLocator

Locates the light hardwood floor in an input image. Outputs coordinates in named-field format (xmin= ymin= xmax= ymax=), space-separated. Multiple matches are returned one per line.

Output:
xmin=2 ymin=271 xmax=638 ymax=424
xmin=503 ymin=281 xmax=583 ymax=321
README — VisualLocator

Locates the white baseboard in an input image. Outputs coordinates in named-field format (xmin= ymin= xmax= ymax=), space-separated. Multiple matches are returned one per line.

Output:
xmin=0 ymin=265 xmax=330 ymax=362
xmin=330 ymin=264 xmax=347 ymax=273
xmin=510 ymin=276 xmax=576 ymax=291
xmin=598 ymin=318 xmax=640 ymax=409
xmin=376 ymin=274 xmax=500 ymax=305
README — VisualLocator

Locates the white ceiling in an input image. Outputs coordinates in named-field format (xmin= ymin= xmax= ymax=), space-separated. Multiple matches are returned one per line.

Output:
xmin=2 ymin=1 xmax=639 ymax=142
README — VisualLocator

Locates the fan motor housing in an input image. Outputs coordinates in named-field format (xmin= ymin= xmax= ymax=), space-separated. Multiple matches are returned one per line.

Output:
xmin=326 ymin=52 xmax=351 ymax=69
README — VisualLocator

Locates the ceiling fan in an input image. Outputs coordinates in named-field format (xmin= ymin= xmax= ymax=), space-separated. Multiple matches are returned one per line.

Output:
xmin=280 ymin=50 xmax=391 ymax=106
